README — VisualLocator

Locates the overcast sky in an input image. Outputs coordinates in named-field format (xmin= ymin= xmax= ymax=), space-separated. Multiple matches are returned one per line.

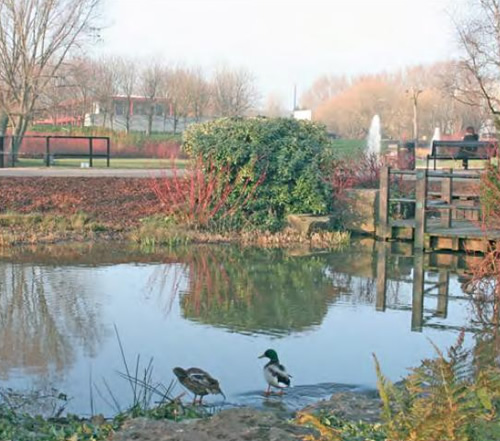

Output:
xmin=96 ymin=0 xmax=458 ymax=109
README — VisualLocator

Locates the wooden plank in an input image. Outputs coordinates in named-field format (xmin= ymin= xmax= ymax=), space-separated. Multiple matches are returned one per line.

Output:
xmin=412 ymin=252 xmax=425 ymax=332
xmin=441 ymin=168 xmax=452 ymax=228
xmin=376 ymin=242 xmax=388 ymax=312
xmin=378 ymin=166 xmax=390 ymax=239
xmin=414 ymin=169 xmax=427 ymax=249
xmin=392 ymin=225 xmax=414 ymax=240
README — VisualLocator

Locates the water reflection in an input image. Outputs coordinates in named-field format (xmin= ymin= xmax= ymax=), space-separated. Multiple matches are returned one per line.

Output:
xmin=151 ymin=242 xmax=480 ymax=337
xmin=148 ymin=247 xmax=347 ymax=336
xmin=0 ymin=261 xmax=105 ymax=379
xmin=0 ymin=241 xmax=483 ymax=414
xmin=374 ymin=241 xmax=481 ymax=333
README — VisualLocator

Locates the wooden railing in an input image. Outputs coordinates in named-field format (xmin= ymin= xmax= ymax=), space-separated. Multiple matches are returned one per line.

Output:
xmin=378 ymin=166 xmax=482 ymax=249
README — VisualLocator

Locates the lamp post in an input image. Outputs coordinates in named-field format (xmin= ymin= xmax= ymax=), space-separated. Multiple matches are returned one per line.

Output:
xmin=406 ymin=87 xmax=423 ymax=144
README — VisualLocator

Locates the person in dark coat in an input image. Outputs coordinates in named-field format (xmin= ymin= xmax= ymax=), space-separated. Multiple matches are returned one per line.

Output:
xmin=462 ymin=126 xmax=479 ymax=170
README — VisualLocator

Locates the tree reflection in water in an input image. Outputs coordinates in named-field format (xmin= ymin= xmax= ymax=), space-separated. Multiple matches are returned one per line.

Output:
xmin=466 ymin=247 xmax=500 ymax=367
xmin=0 ymin=262 xmax=105 ymax=379
xmin=146 ymin=246 xmax=360 ymax=336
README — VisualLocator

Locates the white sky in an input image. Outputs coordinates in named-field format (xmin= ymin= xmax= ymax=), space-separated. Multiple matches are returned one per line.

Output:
xmin=96 ymin=0 xmax=458 ymax=109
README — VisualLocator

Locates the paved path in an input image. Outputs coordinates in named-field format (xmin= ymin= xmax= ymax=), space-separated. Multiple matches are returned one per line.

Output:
xmin=0 ymin=167 xmax=180 ymax=178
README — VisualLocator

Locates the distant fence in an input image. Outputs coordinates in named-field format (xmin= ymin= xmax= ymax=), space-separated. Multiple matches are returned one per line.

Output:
xmin=0 ymin=135 xmax=111 ymax=168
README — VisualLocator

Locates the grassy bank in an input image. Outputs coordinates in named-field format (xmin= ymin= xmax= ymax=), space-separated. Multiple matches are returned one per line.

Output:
xmin=0 ymin=177 xmax=350 ymax=248
xmin=0 ymin=211 xmax=350 ymax=249
xmin=0 ymin=212 xmax=115 ymax=246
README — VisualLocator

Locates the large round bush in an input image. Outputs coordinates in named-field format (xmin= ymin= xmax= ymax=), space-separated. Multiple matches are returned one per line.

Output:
xmin=183 ymin=117 xmax=333 ymax=230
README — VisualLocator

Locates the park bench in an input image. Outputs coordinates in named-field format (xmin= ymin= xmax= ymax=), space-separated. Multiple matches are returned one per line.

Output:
xmin=426 ymin=140 xmax=497 ymax=170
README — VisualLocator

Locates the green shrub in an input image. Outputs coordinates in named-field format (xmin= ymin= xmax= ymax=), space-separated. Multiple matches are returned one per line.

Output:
xmin=183 ymin=117 xmax=333 ymax=231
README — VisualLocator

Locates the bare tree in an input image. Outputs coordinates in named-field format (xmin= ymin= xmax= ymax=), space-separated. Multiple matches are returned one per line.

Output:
xmin=66 ymin=57 xmax=99 ymax=127
xmin=0 ymin=0 xmax=101 ymax=156
xmin=300 ymin=74 xmax=350 ymax=110
xmin=165 ymin=66 xmax=191 ymax=131
xmin=263 ymin=92 xmax=288 ymax=117
xmin=163 ymin=65 xmax=211 ymax=131
xmin=453 ymin=0 xmax=500 ymax=116
xmin=37 ymin=65 xmax=75 ymax=125
xmin=93 ymin=57 xmax=120 ymax=129
xmin=140 ymin=61 xmax=165 ymax=135
xmin=116 ymin=57 xmax=138 ymax=133
xmin=187 ymin=66 xmax=211 ymax=122
xmin=212 ymin=66 xmax=258 ymax=117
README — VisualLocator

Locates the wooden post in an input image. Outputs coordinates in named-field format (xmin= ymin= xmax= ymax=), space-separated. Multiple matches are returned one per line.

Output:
xmin=376 ymin=241 xmax=388 ymax=312
xmin=378 ymin=166 xmax=390 ymax=239
xmin=45 ymin=136 xmax=51 ymax=167
xmin=441 ymin=168 xmax=452 ymax=228
xmin=414 ymin=169 xmax=427 ymax=250
xmin=412 ymin=251 xmax=425 ymax=332
xmin=106 ymin=137 xmax=110 ymax=167
xmin=0 ymin=136 xmax=4 ymax=168
xmin=436 ymin=270 xmax=449 ymax=318
xmin=89 ymin=137 xmax=93 ymax=167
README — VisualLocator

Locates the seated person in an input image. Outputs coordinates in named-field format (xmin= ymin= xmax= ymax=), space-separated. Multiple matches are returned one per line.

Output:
xmin=462 ymin=126 xmax=479 ymax=170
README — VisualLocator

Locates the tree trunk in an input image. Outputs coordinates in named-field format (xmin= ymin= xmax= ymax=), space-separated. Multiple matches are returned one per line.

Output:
xmin=0 ymin=113 xmax=8 ymax=135
xmin=147 ymin=111 xmax=153 ymax=136
xmin=125 ymin=98 xmax=132 ymax=134
xmin=0 ymin=113 xmax=7 ymax=168
xmin=173 ymin=114 xmax=178 ymax=134
xmin=11 ymin=116 xmax=30 ymax=164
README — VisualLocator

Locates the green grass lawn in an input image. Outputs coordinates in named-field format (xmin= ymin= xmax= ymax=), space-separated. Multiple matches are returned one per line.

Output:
xmin=14 ymin=157 xmax=189 ymax=169
xmin=330 ymin=139 xmax=366 ymax=156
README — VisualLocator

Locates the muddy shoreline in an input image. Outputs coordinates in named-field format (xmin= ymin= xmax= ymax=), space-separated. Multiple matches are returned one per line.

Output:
xmin=113 ymin=390 xmax=382 ymax=441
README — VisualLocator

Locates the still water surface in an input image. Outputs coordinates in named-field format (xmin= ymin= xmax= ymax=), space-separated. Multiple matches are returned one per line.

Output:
xmin=0 ymin=241 xmax=476 ymax=415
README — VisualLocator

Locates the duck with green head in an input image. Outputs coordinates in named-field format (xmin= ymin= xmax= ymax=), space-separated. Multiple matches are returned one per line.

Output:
xmin=258 ymin=349 xmax=291 ymax=396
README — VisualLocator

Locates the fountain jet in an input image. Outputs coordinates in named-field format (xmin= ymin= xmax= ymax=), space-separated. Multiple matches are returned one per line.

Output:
xmin=367 ymin=115 xmax=381 ymax=156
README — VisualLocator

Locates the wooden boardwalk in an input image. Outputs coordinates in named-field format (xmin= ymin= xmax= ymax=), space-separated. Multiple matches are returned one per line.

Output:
xmin=389 ymin=219 xmax=500 ymax=252
xmin=378 ymin=167 xmax=500 ymax=252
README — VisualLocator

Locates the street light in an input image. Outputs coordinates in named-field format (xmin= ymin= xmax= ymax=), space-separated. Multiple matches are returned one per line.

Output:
xmin=406 ymin=87 xmax=423 ymax=144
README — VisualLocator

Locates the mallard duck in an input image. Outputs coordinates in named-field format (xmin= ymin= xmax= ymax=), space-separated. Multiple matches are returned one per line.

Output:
xmin=258 ymin=349 xmax=291 ymax=395
xmin=173 ymin=367 xmax=225 ymax=404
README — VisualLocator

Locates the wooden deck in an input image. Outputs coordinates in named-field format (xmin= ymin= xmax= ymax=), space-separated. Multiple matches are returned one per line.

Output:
xmin=378 ymin=167 xmax=500 ymax=252
xmin=389 ymin=219 xmax=500 ymax=252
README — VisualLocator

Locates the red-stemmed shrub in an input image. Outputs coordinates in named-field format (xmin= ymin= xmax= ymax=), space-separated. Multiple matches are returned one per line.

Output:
xmin=325 ymin=151 xmax=383 ymax=200
xmin=150 ymin=156 xmax=265 ymax=229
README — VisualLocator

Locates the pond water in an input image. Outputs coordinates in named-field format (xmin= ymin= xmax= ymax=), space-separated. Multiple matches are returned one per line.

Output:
xmin=0 ymin=240 xmax=478 ymax=416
